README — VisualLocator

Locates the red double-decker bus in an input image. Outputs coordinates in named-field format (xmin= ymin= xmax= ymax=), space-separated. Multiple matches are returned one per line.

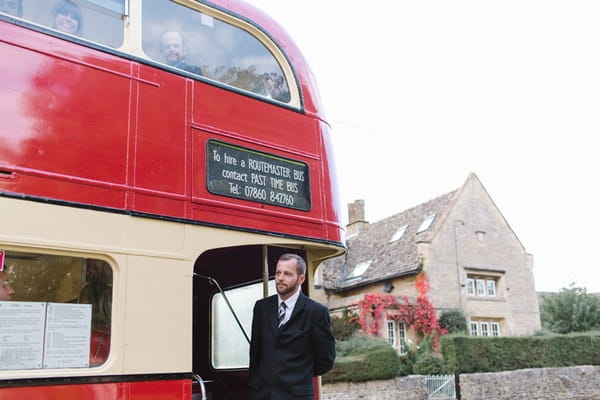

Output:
xmin=0 ymin=1 xmax=344 ymax=398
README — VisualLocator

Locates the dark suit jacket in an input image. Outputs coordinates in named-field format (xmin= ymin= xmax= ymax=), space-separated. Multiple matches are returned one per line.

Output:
xmin=248 ymin=292 xmax=336 ymax=400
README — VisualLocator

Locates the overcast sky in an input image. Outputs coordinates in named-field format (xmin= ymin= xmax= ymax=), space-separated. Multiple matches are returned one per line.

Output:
xmin=245 ymin=0 xmax=600 ymax=293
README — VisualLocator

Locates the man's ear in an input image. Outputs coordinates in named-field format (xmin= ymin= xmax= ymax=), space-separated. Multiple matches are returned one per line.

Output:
xmin=298 ymin=274 xmax=306 ymax=285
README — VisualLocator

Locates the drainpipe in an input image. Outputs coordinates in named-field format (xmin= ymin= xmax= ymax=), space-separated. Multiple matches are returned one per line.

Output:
xmin=454 ymin=220 xmax=465 ymax=309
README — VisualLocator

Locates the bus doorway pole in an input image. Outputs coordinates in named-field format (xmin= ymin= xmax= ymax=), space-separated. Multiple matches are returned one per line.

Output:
xmin=262 ymin=245 xmax=269 ymax=298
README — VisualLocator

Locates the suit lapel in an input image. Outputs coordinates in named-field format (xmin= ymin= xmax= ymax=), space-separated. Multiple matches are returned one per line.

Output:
xmin=268 ymin=295 xmax=279 ymax=335
xmin=286 ymin=293 xmax=307 ymax=326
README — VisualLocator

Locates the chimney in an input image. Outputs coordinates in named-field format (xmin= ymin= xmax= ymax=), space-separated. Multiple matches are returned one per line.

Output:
xmin=346 ymin=199 xmax=369 ymax=236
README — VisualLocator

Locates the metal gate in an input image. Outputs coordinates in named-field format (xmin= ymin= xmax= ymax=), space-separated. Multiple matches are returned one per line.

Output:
xmin=426 ymin=375 xmax=456 ymax=399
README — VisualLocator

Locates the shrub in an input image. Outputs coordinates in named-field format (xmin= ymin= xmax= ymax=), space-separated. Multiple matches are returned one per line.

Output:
xmin=397 ymin=350 xmax=416 ymax=376
xmin=330 ymin=308 xmax=360 ymax=341
xmin=323 ymin=335 xmax=400 ymax=383
xmin=413 ymin=352 xmax=446 ymax=375
xmin=439 ymin=310 xmax=468 ymax=334
xmin=441 ymin=331 xmax=600 ymax=374
xmin=541 ymin=286 xmax=600 ymax=334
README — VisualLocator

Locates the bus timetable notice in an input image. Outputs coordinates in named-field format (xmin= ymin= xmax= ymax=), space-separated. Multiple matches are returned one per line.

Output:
xmin=207 ymin=140 xmax=311 ymax=211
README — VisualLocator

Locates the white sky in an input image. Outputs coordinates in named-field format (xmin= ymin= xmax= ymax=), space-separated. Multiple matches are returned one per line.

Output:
xmin=245 ymin=0 xmax=600 ymax=293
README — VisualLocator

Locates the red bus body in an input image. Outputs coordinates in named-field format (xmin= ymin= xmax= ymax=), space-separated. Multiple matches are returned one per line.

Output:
xmin=0 ymin=15 xmax=342 ymax=245
xmin=0 ymin=1 xmax=343 ymax=399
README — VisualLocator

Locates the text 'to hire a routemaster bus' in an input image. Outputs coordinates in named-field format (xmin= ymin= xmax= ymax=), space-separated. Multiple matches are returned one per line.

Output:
xmin=0 ymin=0 xmax=345 ymax=399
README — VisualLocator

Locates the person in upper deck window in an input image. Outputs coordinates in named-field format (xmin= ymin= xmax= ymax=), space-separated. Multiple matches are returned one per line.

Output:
xmin=0 ymin=0 xmax=22 ymax=17
xmin=52 ymin=0 xmax=83 ymax=36
xmin=159 ymin=30 xmax=203 ymax=76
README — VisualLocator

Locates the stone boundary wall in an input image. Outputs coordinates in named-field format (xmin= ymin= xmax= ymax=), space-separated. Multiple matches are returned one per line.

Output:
xmin=322 ymin=376 xmax=427 ymax=400
xmin=322 ymin=366 xmax=600 ymax=400
xmin=459 ymin=365 xmax=600 ymax=400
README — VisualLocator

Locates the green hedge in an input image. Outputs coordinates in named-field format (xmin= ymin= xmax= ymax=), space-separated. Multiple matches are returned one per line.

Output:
xmin=322 ymin=335 xmax=400 ymax=383
xmin=442 ymin=332 xmax=600 ymax=374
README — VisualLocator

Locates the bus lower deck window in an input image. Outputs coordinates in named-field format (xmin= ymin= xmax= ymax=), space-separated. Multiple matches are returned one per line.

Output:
xmin=0 ymin=250 xmax=113 ymax=370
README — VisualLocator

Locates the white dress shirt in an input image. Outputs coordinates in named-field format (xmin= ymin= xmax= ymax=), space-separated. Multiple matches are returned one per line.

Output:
xmin=277 ymin=288 xmax=300 ymax=326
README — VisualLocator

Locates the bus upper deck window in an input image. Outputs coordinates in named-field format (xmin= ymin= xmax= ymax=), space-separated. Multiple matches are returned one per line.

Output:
xmin=18 ymin=0 xmax=125 ymax=48
xmin=0 ymin=250 xmax=113 ymax=370
xmin=142 ymin=1 xmax=292 ymax=103
xmin=0 ymin=0 xmax=22 ymax=17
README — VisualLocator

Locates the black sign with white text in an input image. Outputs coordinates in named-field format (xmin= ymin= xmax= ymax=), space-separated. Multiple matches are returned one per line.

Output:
xmin=206 ymin=140 xmax=311 ymax=211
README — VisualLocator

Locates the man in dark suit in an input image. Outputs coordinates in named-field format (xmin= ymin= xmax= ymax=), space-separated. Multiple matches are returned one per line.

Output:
xmin=248 ymin=253 xmax=335 ymax=399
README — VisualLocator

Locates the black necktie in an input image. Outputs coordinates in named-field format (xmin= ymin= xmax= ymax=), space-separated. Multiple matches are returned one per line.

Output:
xmin=278 ymin=302 xmax=287 ymax=326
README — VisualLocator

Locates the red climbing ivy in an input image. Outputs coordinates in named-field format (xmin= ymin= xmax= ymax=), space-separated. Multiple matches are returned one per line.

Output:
xmin=355 ymin=272 xmax=447 ymax=348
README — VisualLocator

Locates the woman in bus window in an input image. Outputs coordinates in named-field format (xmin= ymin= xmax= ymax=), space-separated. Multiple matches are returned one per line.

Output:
xmin=52 ymin=0 xmax=82 ymax=36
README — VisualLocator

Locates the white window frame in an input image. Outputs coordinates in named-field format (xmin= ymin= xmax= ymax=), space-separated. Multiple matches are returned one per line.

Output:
xmin=476 ymin=279 xmax=486 ymax=296
xmin=486 ymin=279 xmax=496 ymax=297
xmin=491 ymin=322 xmax=500 ymax=336
xmin=417 ymin=214 xmax=436 ymax=233
xmin=480 ymin=322 xmax=489 ymax=336
xmin=397 ymin=322 xmax=407 ymax=355
xmin=466 ymin=278 xmax=475 ymax=295
xmin=386 ymin=320 xmax=395 ymax=348
xmin=347 ymin=260 xmax=372 ymax=280
xmin=389 ymin=225 xmax=408 ymax=243
xmin=470 ymin=322 xmax=479 ymax=336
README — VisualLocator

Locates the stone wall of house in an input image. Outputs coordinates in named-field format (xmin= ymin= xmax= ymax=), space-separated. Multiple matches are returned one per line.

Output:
xmin=459 ymin=366 xmax=600 ymax=400
xmin=322 ymin=376 xmax=427 ymax=400
xmin=322 ymin=366 xmax=600 ymax=400
xmin=423 ymin=176 xmax=541 ymax=336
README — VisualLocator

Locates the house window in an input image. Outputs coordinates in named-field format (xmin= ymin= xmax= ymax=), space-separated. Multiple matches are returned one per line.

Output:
xmin=480 ymin=322 xmax=489 ymax=336
xmin=389 ymin=225 xmax=408 ymax=243
xmin=398 ymin=322 xmax=407 ymax=355
xmin=470 ymin=319 xmax=502 ymax=337
xmin=476 ymin=279 xmax=485 ymax=296
xmin=487 ymin=280 xmax=496 ymax=296
xmin=467 ymin=273 xmax=499 ymax=297
xmin=346 ymin=260 xmax=372 ymax=280
xmin=387 ymin=321 xmax=395 ymax=347
xmin=386 ymin=321 xmax=407 ymax=355
xmin=491 ymin=322 xmax=500 ymax=336
xmin=466 ymin=278 xmax=475 ymax=295
xmin=417 ymin=214 xmax=436 ymax=233
xmin=470 ymin=322 xmax=479 ymax=336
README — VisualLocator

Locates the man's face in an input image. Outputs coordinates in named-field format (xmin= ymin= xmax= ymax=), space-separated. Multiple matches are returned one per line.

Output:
xmin=275 ymin=259 xmax=305 ymax=300
xmin=0 ymin=0 xmax=20 ymax=16
xmin=160 ymin=32 xmax=186 ymax=66
xmin=0 ymin=271 xmax=15 ymax=301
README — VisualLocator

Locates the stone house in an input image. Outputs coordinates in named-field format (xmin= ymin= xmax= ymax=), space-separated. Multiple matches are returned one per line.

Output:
xmin=314 ymin=173 xmax=541 ymax=351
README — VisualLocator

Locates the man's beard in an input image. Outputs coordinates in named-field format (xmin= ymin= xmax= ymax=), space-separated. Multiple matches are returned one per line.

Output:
xmin=276 ymin=277 xmax=299 ymax=296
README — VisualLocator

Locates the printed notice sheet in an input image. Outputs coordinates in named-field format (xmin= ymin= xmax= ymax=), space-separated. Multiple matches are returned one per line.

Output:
xmin=43 ymin=302 xmax=92 ymax=368
xmin=0 ymin=301 xmax=46 ymax=370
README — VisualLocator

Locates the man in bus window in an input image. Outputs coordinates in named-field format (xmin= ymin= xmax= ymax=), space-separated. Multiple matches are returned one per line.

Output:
xmin=0 ymin=0 xmax=22 ymax=17
xmin=248 ymin=253 xmax=335 ymax=399
xmin=159 ymin=30 xmax=203 ymax=76
xmin=0 ymin=268 xmax=15 ymax=301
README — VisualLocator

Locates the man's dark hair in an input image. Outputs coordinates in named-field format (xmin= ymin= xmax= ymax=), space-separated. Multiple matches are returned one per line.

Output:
xmin=278 ymin=253 xmax=306 ymax=276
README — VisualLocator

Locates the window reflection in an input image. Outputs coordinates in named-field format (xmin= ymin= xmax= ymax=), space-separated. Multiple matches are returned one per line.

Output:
xmin=142 ymin=1 xmax=291 ymax=102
